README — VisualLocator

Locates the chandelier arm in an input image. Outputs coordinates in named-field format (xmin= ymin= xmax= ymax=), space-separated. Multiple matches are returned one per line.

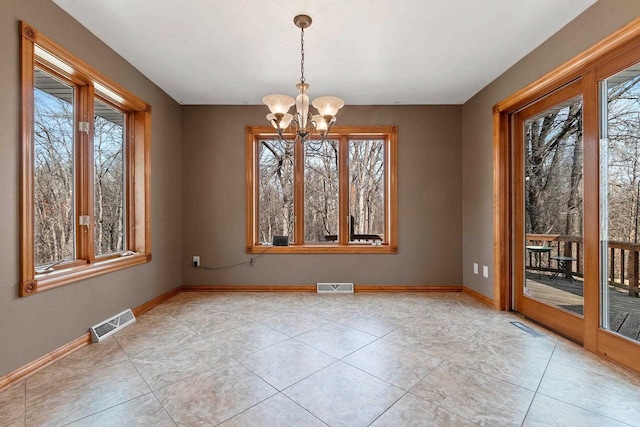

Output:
xmin=269 ymin=118 xmax=286 ymax=139
xmin=290 ymin=116 xmax=301 ymax=130
xmin=320 ymin=117 xmax=338 ymax=143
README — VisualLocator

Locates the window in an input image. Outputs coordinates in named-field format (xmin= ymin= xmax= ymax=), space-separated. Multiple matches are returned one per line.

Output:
xmin=246 ymin=125 xmax=398 ymax=253
xmin=20 ymin=22 xmax=151 ymax=296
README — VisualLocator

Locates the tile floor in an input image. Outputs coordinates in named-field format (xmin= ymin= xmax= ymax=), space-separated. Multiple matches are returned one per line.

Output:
xmin=1 ymin=291 xmax=640 ymax=426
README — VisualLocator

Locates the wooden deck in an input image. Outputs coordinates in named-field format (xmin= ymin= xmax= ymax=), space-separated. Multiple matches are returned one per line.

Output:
xmin=524 ymin=273 xmax=640 ymax=341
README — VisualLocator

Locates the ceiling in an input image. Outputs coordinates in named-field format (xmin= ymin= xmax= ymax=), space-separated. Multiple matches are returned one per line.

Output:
xmin=52 ymin=0 xmax=596 ymax=105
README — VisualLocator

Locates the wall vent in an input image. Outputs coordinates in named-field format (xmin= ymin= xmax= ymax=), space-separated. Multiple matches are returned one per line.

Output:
xmin=89 ymin=309 xmax=136 ymax=343
xmin=317 ymin=283 xmax=354 ymax=293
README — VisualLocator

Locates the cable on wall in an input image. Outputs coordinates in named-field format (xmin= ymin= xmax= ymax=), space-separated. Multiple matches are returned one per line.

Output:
xmin=194 ymin=246 xmax=272 ymax=270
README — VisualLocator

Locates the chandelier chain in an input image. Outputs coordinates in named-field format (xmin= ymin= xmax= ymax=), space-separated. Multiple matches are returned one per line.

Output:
xmin=300 ymin=27 xmax=305 ymax=83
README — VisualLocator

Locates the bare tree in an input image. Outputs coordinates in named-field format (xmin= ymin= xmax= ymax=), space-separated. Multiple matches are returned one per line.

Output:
xmin=349 ymin=139 xmax=384 ymax=236
xmin=606 ymin=75 xmax=640 ymax=244
xmin=257 ymin=137 xmax=385 ymax=243
xmin=525 ymin=100 xmax=583 ymax=236
xmin=304 ymin=139 xmax=338 ymax=241
xmin=34 ymin=87 xmax=74 ymax=265
xmin=34 ymin=82 xmax=128 ymax=265
xmin=259 ymin=139 xmax=294 ymax=242
xmin=94 ymin=103 xmax=125 ymax=256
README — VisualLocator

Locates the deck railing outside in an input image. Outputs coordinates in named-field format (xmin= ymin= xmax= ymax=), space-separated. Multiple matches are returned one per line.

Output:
xmin=525 ymin=234 xmax=639 ymax=297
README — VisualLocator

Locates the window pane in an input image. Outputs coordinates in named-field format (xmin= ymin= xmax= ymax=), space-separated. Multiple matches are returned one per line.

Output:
xmin=349 ymin=139 xmax=385 ymax=242
xmin=600 ymin=63 xmax=640 ymax=342
xmin=34 ymin=69 xmax=75 ymax=266
xmin=259 ymin=139 xmax=295 ymax=243
xmin=304 ymin=139 xmax=339 ymax=242
xmin=523 ymin=95 xmax=584 ymax=315
xmin=94 ymin=99 xmax=126 ymax=256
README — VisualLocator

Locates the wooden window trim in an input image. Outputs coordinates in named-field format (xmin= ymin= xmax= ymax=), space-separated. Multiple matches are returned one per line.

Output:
xmin=19 ymin=22 xmax=151 ymax=297
xmin=245 ymin=125 xmax=398 ymax=254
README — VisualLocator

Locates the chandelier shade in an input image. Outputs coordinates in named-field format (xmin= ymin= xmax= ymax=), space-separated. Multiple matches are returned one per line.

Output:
xmin=263 ymin=14 xmax=344 ymax=141
xmin=266 ymin=113 xmax=293 ymax=130
xmin=312 ymin=96 xmax=345 ymax=118
xmin=312 ymin=114 xmax=328 ymax=132
xmin=262 ymin=94 xmax=294 ymax=115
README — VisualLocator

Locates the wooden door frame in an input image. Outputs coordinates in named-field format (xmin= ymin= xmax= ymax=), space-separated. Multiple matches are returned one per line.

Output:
xmin=493 ymin=17 xmax=640 ymax=374
xmin=511 ymin=80 xmax=585 ymax=344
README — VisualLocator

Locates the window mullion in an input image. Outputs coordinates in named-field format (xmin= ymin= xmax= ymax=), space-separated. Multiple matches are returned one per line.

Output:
xmin=246 ymin=132 xmax=257 ymax=251
xmin=383 ymin=137 xmax=389 ymax=244
xmin=339 ymin=135 xmax=349 ymax=245
xmin=388 ymin=128 xmax=399 ymax=251
xmin=294 ymin=136 xmax=305 ymax=244
xmin=75 ymin=84 xmax=95 ymax=263
xmin=126 ymin=113 xmax=135 ymax=251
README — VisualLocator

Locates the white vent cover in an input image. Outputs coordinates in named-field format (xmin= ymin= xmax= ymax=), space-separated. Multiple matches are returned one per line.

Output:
xmin=317 ymin=283 xmax=354 ymax=293
xmin=89 ymin=309 xmax=136 ymax=343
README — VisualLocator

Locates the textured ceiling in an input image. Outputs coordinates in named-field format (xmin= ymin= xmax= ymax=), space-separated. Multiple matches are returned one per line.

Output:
xmin=52 ymin=0 xmax=596 ymax=105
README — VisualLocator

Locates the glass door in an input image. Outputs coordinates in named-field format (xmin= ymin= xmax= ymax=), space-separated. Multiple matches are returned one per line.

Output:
xmin=600 ymin=62 xmax=640 ymax=345
xmin=514 ymin=81 xmax=585 ymax=342
xmin=502 ymin=26 xmax=640 ymax=374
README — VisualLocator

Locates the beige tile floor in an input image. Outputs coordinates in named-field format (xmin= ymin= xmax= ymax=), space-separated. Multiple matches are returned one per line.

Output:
xmin=1 ymin=292 xmax=640 ymax=426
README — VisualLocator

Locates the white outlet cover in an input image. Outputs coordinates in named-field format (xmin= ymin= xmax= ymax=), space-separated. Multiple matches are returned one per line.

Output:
xmin=482 ymin=265 xmax=489 ymax=278
xmin=473 ymin=263 xmax=479 ymax=274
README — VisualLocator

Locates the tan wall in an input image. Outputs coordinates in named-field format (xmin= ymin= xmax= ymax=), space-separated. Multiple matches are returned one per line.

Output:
xmin=0 ymin=0 xmax=183 ymax=376
xmin=181 ymin=105 xmax=463 ymax=287
xmin=461 ymin=0 xmax=640 ymax=298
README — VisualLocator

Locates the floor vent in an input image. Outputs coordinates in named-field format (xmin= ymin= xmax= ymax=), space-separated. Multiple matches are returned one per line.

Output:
xmin=317 ymin=283 xmax=354 ymax=293
xmin=89 ymin=309 xmax=136 ymax=343
xmin=510 ymin=321 xmax=543 ymax=337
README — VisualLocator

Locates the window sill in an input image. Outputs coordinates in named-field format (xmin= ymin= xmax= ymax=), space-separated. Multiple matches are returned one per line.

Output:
xmin=246 ymin=244 xmax=398 ymax=254
xmin=22 ymin=253 xmax=151 ymax=296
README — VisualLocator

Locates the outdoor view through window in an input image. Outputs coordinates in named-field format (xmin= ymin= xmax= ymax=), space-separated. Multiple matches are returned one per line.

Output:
xmin=259 ymin=139 xmax=296 ymax=243
xmin=93 ymin=99 xmax=125 ymax=257
xmin=304 ymin=139 xmax=339 ymax=243
xmin=349 ymin=139 xmax=385 ymax=242
xmin=34 ymin=72 xmax=127 ymax=267
xmin=601 ymin=62 xmax=640 ymax=342
xmin=258 ymin=137 xmax=386 ymax=245
xmin=523 ymin=95 xmax=584 ymax=315
xmin=34 ymin=69 xmax=75 ymax=266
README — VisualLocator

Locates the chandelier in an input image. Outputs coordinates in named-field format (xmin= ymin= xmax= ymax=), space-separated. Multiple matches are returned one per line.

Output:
xmin=263 ymin=14 xmax=344 ymax=142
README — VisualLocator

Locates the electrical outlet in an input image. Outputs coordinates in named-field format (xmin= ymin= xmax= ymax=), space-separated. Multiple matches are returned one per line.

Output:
xmin=482 ymin=265 xmax=489 ymax=278
xmin=473 ymin=263 xmax=479 ymax=274
xmin=193 ymin=256 xmax=200 ymax=267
